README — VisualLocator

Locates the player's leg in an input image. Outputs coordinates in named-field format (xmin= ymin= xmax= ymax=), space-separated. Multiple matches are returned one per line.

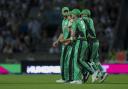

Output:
xmin=69 ymin=41 xmax=82 ymax=84
xmin=88 ymin=41 xmax=103 ymax=82
xmin=95 ymin=52 xmax=103 ymax=72
xmin=81 ymin=68 xmax=90 ymax=83
xmin=73 ymin=41 xmax=82 ymax=81
xmin=92 ymin=41 xmax=108 ymax=83
xmin=95 ymin=52 xmax=108 ymax=83
xmin=61 ymin=46 xmax=66 ymax=79
xmin=78 ymin=41 xmax=98 ymax=83
xmin=89 ymin=41 xmax=99 ymax=71
xmin=56 ymin=45 xmax=67 ymax=83
xmin=64 ymin=45 xmax=73 ymax=82
xmin=82 ymin=46 xmax=90 ymax=83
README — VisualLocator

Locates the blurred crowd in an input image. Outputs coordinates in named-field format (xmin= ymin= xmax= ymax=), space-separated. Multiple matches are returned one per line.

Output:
xmin=0 ymin=0 xmax=126 ymax=63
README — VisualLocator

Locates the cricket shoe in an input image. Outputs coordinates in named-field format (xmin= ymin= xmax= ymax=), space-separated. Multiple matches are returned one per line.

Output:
xmin=82 ymin=72 xmax=90 ymax=83
xmin=56 ymin=79 xmax=66 ymax=83
xmin=99 ymin=72 xmax=108 ymax=83
xmin=69 ymin=80 xmax=82 ymax=84
xmin=92 ymin=71 xmax=99 ymax=83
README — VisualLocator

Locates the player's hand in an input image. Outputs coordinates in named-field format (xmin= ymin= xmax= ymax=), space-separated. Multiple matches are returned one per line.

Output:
xmin=63 ymin=40 xmax=71 ymax=46
xmin=52 ymin=41 xmax=58 ymax=47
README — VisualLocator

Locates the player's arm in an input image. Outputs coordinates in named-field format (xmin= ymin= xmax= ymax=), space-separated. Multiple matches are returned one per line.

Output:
xmin=52 ymin=33 xmax=64 ymax=47
xmin=60 ymin=32 xmax=75 ymax=46
xmin=77 ymin=19 xmax=87 ymax=40
xmin=58 ymin=33 xmax=64 ymax=43
xmin=88 ymin=18 xmax=96 ymax=38
xmin=89 ymin=18 xmax=95 ymax=31
xmin=53 ymin=19 xmax=68 ymax=47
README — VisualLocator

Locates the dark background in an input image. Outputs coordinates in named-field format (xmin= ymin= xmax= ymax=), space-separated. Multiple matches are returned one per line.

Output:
xmin=0 ymin=0 xmax=127 ymax=64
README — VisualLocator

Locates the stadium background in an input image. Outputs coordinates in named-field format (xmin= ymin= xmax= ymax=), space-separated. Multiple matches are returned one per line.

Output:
xmin=0 ymin=0 xmax=128 ymax=89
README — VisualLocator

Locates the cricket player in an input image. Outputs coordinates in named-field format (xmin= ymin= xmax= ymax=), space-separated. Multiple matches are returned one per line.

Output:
xmin=66 ymin=12 xmax=82 ymax=84
xmin=66 ymin=12 xmax=83 ymax=84
xmin=65 ymin=9 xmax=99 ymax=83
xmin=53 ymin=7 xmax=70 ymax=83
xmin=53 ymin=7 xmax=82 ymax=84
xmin=81 ymin=9 xmax=108 ymax=83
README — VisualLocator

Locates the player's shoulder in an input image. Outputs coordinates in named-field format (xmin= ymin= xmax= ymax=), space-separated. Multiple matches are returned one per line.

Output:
xmin=88 ymin=17 xmax=94 ymax=24
xmin=84 ymin=17 xmax=93 ymax=24
xmin=83 ymin=16 xmax=91 ymax=21
xmin=82 ymin=17 xmax=87 ymax=20
xmin=77 ymin=18 xmax=84 ymax=23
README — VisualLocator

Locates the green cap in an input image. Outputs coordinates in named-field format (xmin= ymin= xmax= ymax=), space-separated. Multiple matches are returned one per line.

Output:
xmin=62 ymin=7 xmax=69 ymax=16
xmin=71 ymin=9 xmax=81 ymax=16
xmin=81 ymin=9 xmax=91 ymax=16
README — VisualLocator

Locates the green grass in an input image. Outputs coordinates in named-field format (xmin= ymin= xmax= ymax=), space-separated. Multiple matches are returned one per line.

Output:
xmin=0 ymin=74 xmax=128 ymax=89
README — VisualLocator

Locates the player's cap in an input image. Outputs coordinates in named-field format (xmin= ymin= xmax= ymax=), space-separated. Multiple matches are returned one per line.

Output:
xmin=71 ymin=9 xmax=81 ymax=15
xmin=62 ymin=7 xmax=69 ymax=16
xmin=81 ymin=9 xmax=91 ymax=16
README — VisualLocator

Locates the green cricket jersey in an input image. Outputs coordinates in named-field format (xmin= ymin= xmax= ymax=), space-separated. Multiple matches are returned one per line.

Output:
xmin=72 ymin=18 xmax=94 ymax=74
xmin=83 ymin=17 xmax=96 ymax=38
xmin=82 ymin=16 xmax=103 ymax=72
xmin=62 ymin=19 xmax=69 ymax=39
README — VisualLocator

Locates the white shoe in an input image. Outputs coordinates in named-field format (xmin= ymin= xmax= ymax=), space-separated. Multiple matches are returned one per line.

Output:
xmin=99 ymin=73 xmax=108 ymax=83
xmin=56 ymin=79 xmax=65 ymax=83
xmin=69 ymin=80 xmax=82 ymax=84
xmin=92 ymin=71 xmax=98 ymax=83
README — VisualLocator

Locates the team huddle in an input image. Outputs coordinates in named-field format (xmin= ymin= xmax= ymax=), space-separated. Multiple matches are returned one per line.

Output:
xmin=53 ymin=7 xmax=108 ymax=84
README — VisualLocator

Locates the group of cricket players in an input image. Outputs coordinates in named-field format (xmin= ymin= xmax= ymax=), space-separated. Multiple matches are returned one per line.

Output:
xmin=52 ymin=7 xmax=108 ymax=84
